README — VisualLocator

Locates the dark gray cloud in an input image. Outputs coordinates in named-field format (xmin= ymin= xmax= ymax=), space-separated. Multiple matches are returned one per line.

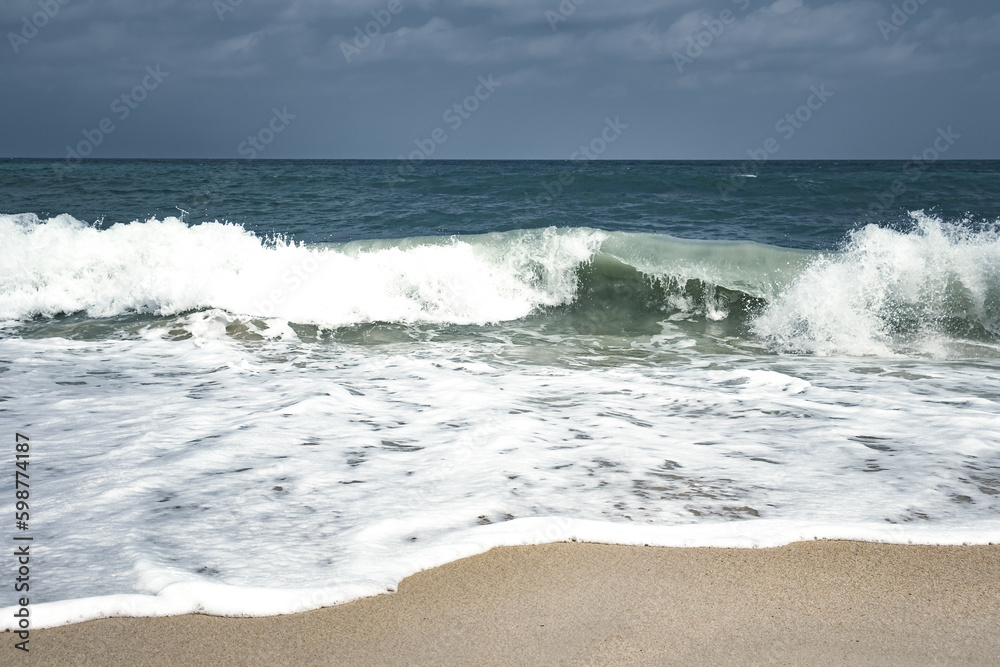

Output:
xmin=1 ymin=0 xmax=997 ymax=158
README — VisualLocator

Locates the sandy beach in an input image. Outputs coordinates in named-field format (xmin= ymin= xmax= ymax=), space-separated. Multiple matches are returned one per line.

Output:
xmin=12 ymin=540 xmax=1000 ymax=666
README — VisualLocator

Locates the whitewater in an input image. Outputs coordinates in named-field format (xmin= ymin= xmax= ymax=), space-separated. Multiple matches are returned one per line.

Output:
xmin=2 ymin=160 xmax=999 ymax=630
xmin=3 ymin=210 xmax=998 ymax=355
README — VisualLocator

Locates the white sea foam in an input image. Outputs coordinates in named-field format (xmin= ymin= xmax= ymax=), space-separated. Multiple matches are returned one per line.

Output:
xmin=2 ymin=212 xmax=999 ymax=629
xmin=1 ymin=328 xmax=998 ymax=628
xmin=754 ymin=212 xmax=1000 ymax=356
xmin=0 ymin=213 xmax=815 ymax=338
xmin=0 ymin=214 xmax=602 ymax=327
xmin=13 ymin=518 xmax=1000 ymax=630
xmin=7 ymin=212 xmax=996 ymax=358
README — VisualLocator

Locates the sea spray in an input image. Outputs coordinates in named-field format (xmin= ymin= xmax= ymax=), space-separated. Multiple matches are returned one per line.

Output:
xmin=753 ymin=212 xmax=1000 ymax=356
xmin=2 ymin=160 xmax=1000 ymax=631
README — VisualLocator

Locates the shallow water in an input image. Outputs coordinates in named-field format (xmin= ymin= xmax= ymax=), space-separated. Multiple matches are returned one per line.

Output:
xmin=2 ymin=159 xmax=999 ymax=628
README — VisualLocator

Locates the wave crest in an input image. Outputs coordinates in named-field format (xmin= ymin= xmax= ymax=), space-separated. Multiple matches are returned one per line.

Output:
xmin=0 ymin=214 xmax=602 ymax=326
xmin=4 ymin=212 xmax=998 ymax=357
xmin=753 ymin=212 xmax=1000 ymax=356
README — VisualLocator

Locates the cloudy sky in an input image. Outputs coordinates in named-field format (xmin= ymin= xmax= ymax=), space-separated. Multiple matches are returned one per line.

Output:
xmin=1 ymin=0 xmax=997 ymax=159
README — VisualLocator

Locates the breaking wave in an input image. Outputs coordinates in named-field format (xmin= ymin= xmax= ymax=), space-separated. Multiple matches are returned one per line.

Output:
xmin=2 ymin=211 xmax=998 ymax=356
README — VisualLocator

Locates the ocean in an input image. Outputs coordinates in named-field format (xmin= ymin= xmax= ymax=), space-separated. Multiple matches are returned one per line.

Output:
xmin=2 ymin=159 xmax=1000 ymax=628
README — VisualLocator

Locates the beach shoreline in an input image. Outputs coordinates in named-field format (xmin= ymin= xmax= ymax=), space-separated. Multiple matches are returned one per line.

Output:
xmin=13 ymin=540 xmax=1000 ymax=666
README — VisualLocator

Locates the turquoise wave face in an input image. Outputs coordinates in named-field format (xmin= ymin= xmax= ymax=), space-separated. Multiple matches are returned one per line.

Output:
xmin=3 ymin=212 xmax=999 ymax=358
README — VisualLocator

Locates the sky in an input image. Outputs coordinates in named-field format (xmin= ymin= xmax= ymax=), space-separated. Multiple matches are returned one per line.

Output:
xmin=1 ymin=0 xmax=998 ymax=159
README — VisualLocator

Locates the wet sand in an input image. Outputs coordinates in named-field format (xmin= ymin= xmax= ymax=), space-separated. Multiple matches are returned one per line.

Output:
xmin=16 ymin=540 xmax=1000 ymax=666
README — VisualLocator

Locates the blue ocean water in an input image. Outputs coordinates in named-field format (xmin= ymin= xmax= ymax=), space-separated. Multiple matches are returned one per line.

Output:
xmin=5 ymin=159 xmax=999 ymax=248
xmin=2 ymin=159 xmax=1000 ymax=627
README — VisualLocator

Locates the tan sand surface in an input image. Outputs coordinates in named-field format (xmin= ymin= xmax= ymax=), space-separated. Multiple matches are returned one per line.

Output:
xmin=12 ymin=540 xmax=1000 ymax=666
